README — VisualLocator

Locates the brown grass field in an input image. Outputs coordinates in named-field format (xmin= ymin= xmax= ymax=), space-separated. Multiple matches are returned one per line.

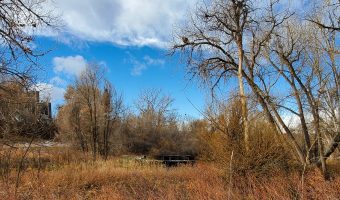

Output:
xmin=1 ymin=147 xmax=340 ymax=200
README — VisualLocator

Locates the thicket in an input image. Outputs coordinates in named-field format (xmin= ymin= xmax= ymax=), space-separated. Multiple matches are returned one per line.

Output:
xmin=56 ymin=66 xmax=199 ymax=158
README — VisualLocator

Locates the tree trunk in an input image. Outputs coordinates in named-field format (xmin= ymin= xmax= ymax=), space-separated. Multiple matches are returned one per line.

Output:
xmin=314 ymin=107 xmax=328 ymax=179
xmin=271 ymin=61 xmax=312 ymax=156
xmin=237 ymin=39 xmax=249 ymax=151
xmin=104 ymin=118 xmax=111 ymax=160
xmin=93 ymin=87 xmax=98 ymax=160
xmin=323 ymin=133 xmax=340 ymax=159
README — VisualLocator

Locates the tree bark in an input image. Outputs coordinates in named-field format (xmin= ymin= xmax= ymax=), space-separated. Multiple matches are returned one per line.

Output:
xmin=237 ymin=39 xmax=249 ymax=151
xmin=323 ymin=133 xmax=340 ymax=159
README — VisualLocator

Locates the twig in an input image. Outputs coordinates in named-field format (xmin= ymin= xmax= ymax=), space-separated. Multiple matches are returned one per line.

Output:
xmin=15 ymin=136 xmax=34 ymax=195
xmin=228 ymin=150 xmax=234 ymax=200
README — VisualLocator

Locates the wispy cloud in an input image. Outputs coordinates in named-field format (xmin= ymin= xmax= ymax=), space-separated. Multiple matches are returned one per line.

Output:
xmin=50 ymin=76 xmax=67 ymax=87
xmin=131 ymin=62 xmax=147 ymax=76
xmin=129 ymin=54 xmax=165 ymax=76
xmin=144 ymin=55 xmax=165 ymax=66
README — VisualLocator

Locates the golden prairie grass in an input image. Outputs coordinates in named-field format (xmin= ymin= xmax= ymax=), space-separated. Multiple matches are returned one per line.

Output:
xmin=0 ymin=147 xmax=340 ymax=200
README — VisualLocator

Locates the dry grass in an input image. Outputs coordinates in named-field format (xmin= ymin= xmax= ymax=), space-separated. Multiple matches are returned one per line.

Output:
xmin=1 ymin=147 xmax=340 ymax=200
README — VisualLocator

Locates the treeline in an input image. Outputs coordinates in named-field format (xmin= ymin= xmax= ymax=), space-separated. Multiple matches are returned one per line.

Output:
xmin=56 ymin=65 xmax=198 ymax=159
xmin=56 ymin=67 xmax=296 ymax=175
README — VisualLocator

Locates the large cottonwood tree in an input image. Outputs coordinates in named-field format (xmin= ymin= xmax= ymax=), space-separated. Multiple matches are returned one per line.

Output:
xmin=173 ymin=0 xmax=339 ymax=178
xmin=172 ymin=0 xmax=290 ymax=151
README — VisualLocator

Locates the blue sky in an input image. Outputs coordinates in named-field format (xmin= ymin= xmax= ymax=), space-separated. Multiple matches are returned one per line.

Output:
xmin=36 ymin=37 xmax=206 ymax=118
xmin=32 ymin=0 xmax=308 ymax=119
xmin=33 ymin=0 xmax=207 ymax=118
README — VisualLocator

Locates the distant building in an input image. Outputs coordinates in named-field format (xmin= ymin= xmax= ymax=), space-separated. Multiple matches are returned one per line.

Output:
xmin=26 ymin=91 xmax=52 ymax=119
xmin=0 ymin=82 xmax=56 ymax=139
xmin=0 ymin=83 xmax=52 ymax=121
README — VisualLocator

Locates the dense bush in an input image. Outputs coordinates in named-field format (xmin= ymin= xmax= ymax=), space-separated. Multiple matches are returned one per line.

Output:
xmin=197 ymin=100 xmax=294 ymax=176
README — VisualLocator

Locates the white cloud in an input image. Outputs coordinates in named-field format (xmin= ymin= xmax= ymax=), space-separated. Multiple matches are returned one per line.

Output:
xmin=47 ymin=0 xmax=198 ymax=48
xmin=281 ymin=112 xmax=316 ymax=129
xmin=53 ymin=55 xmax=87 ymax=77
xmin=33 ymin=83 xmax=66 ymax=103
xmin=129 ymin=55 xmax=165 ymax=76
xmin=282 ymin=114 xmax=301 ymax=128
xmin=50 ymin=76 xmax=67 ymax=87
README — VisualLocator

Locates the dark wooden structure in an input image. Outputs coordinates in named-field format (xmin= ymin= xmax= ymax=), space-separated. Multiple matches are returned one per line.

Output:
xmin=157 ymin=155 xmax=195 ymax=167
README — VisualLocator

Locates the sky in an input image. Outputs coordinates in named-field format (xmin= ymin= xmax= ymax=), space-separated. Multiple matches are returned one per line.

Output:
xmin=32 ymin=0 xmax=309 ymax=120
xmin=34 ymin=0 xmax=206 ymax=118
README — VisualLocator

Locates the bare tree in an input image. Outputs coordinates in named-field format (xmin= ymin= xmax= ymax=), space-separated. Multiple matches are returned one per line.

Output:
xmin=172 ymin=0 xmax=290 ymax=151
xmin=101 ymin=80 xmax=124 ymax=159
xmin=124 ymin=89 xmax=178 ymax=154
xmin=135 ymin=89 xmax=175 ymax=130
xmin=0 ymin=0 xmax=58 ymax=144
xmin=172 ymin=0 xmax=340 ymax=176
xmin=262 ymin=20 xmax=324 ymax=171
xmin=57 ymin=66 xmax=125 ymax=159
xmin=307 ymin=0 xmax=340 ymax=32
xmin=307 ymin=1 xmax=340 ymax=163
xmin=313 ymin=25 xmax=340 ymax=164
xmin=0 ymin=0 xmax=58 ymax=153
xmin=75 ymin=64 xmax=103 ymax=160
xmin=0 ymin=0 xmax=57 ymax=82
xmin=255 ymin=15 xmax=339 ymax=177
